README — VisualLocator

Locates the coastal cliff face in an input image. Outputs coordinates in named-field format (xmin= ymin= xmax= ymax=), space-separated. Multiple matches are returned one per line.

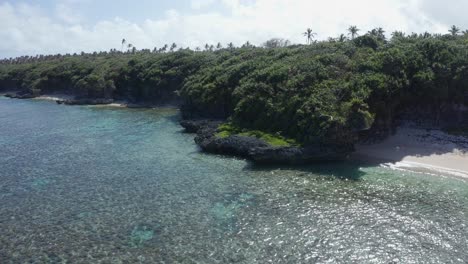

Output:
xmin=0 ymin=80 xmax=19 ymax=91
xmin=2 ymin=34 xmax=468 ymax=163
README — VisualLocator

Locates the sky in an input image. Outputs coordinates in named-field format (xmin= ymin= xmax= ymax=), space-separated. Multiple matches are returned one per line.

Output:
xmin=0 ymin=0 xmax=467 ymax=58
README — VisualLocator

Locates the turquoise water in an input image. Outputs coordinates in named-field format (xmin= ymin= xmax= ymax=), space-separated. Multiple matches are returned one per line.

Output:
xmin=0 ymin=97 xmax=467 ymax=263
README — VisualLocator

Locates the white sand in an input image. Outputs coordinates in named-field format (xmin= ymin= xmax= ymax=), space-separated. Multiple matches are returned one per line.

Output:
xmin=33 ymin=94 xmax=74 ymax=101
xmin=91 ymin=103 xmax=127 ymax=108
xmin=34 ymin=95 xmax=127 ymax=107
xmin=353 ymin=127 xmax=468 ymax=178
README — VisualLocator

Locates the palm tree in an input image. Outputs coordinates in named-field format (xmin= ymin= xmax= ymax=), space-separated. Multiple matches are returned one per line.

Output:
xmin=391 ymin=31 xmax=405 ymax=39
xmin=303 ymin=28 xmax=317 ymax=44
xmin=422 ymin=32 xmax=431 ymax=38
xmin=127 ymin=43 xmax=133 ymax=52
xmin=227 ymin=42 xmax=234 ymax=50
xmin=369 ymin=27 xmax=385 ymax=40
xmin=409 ymin=32 xmax=418 ymax=39
xmin=216 ymin=42 xmax=222 ymax=50
xmin=377 ymin=27 xmax=385 ymax=39
xmin=242 ymin=41 xmax=253 ymax=48
xmin=449 ymin=25 xmax=460 ymax=36
xmin=338 ymin=34 xmax=347 ymax=42
xmin=170 ymin=43 xmax=177 ymax=52
xmin=159 ymin=44 xmax=168 ymax=53
xmin=205 ymin=44 xmax=210 ymax=51
xmin=348 ymin=26 xmax=359 ymax=39
xmin=121 ymin=39 xmax=126 ymax=52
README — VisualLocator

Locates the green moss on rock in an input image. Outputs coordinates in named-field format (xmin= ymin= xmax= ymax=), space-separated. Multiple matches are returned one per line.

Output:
xmin=216 ymin=123 xmax=299 ymax=147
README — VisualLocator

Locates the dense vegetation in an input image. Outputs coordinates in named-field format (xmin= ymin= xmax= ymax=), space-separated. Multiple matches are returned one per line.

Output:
xmin=2 ymin=27 xmax=468 ymax=148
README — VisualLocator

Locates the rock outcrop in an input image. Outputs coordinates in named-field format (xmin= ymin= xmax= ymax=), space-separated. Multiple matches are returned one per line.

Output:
xmin=181 ymin=119 xmax=352 ymax=164
xmin=4 ymin=92 xmax=36 ymax=99
xmin=248 ymin=145 xmax=351 ymax=164
xmin=56 ymin=98 xmax=114 ymax=105
xmin=180 ymin=119 xmax=222 ymax=133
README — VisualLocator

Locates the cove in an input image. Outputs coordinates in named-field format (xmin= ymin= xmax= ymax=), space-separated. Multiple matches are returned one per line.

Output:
xmin=0 ymin=97 xmax=467 ymax=263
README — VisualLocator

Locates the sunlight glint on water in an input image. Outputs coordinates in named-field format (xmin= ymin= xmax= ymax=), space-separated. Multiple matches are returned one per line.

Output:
xmin=0 ymin=97 xmax=467 ymax=263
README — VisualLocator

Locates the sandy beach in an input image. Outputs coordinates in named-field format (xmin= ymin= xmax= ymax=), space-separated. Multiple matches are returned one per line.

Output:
xmin=353 ymin=126 xmax=468 ymax=179
xmin=4 ymin=92 xmax=468 ymax=178
xmin=33 ymin=94 xmax=74 ymax=101
xmin=33 ymin=94 xmax=128 ymax=107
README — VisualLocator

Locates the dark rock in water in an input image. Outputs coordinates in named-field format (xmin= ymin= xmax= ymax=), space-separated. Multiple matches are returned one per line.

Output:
xmin=4 ymin=92 xmax=36 ymax=99
xmin=181 ymin=118 xmax=353 ymax=164
xmin=126 ymin=103 xmax=149 ymax=109
xmin=182 ymin=119 xmax=267 ymax=157
xmin=196 ymin=132 xmax=269 ymax=158
xmin=180 ymin=119 xmax=222 ymax=133
xmin=56 ymin=98 xmax=114 ymax=105
xmin=248 ymin=145 xmax=351 ymax=164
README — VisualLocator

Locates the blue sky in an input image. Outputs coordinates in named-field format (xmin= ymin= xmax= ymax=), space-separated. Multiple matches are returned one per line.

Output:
xmin=0 ymin=0 xmax=467 ymax=58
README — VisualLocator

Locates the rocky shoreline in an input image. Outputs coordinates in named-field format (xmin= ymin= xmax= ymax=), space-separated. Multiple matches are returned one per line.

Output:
xmin=2 ymin=91 xmax=172 ymax=109
xmin=4 ymin=92 xmax=37 ymax=99
xmin=56 ymin=98 xmax=114 ymax=105
xmin=180 ymin=119 xmax=352 ymax=164
xmin=7 ymin=91 xmax=466 ymax=168
xmin=3 ymin=91 xmax=353 ymax=164
xmin=5 ymin=91 xmax=468 ymax=175
xmin=0 ymin=92 xmax=366 ymax=165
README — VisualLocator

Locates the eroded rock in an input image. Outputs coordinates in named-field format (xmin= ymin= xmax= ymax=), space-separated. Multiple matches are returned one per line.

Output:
xmin=181 ymin=119 xmax=353 ymax=164
xmin=56 ymin=98 xmax=114 ymax=105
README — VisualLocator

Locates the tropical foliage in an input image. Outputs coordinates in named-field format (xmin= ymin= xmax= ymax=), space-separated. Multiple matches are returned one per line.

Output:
xmin=1 ymin=27 xmax=468 ymax=147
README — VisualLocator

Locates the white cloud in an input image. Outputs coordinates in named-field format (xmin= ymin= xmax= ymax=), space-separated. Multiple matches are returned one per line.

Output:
xmin=191 ymin=0 xmax=216 ymax=10
xmin=417 ymin=0 xmax=468 ymax=30
xmin=0 ymin=0 xmax=465 ymax=58
xmin=55 ymin=3 xmax=83 ymax=24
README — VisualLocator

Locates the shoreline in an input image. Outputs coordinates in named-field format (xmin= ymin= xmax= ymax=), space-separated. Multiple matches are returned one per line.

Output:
xmin=352 ymin=127 xmax=468 ymax=179
xmin=3 ymin=93 xmax=468 ymax=178
xmin=1 ymin=93 xmax=179 ymax=109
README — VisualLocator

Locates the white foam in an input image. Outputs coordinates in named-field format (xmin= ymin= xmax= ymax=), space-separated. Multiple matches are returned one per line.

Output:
xmin=382 ymin=161 xmax=468 ymax=179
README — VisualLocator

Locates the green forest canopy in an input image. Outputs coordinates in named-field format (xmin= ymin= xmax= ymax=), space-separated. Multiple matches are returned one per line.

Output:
xmin=1 ymin=27 xmax=468 ymax=147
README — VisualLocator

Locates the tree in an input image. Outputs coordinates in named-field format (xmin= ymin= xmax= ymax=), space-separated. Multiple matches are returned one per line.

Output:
xmin=216 ymin=42 xmax=223 ymax=50
xmin=391 ymin=31 xmax=405 ymax=39
xmin=348 ymin=26 xmax=360 ymax=39
xmin=368 ymin=27 xmax=385 ymax=41
xmin=127 ymin=43 xmax=133 ymax=52
xmin=159 ymin=44 xmax=168 ymax=53
xmin=263 ymin=38 xmax=290 ymax=48
xmin=449 ymin=25 xmax=460 ymax=36
xmin=227 ymin=42 xmax=235 ymax=50
xmin=422 ymin=32 xmax=431 ymax=38
xmin=121 ymin=39 xmax=126 ymax=52
xmin=205 ymin=44 xmax=210 ymax=51
xmin=170 ymin=43 xmax=177 ymax=52
xmin=242 ymin=41 xmax=254 ymax=48
xmin=303 ymin=28 xmax=317 ymax=44
xmin=338 ymin=34 xmax=347 ymax=42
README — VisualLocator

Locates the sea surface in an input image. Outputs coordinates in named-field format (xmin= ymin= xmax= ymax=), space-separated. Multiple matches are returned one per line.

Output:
xmin=1 ymin=97 xmax=467 ymax=263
